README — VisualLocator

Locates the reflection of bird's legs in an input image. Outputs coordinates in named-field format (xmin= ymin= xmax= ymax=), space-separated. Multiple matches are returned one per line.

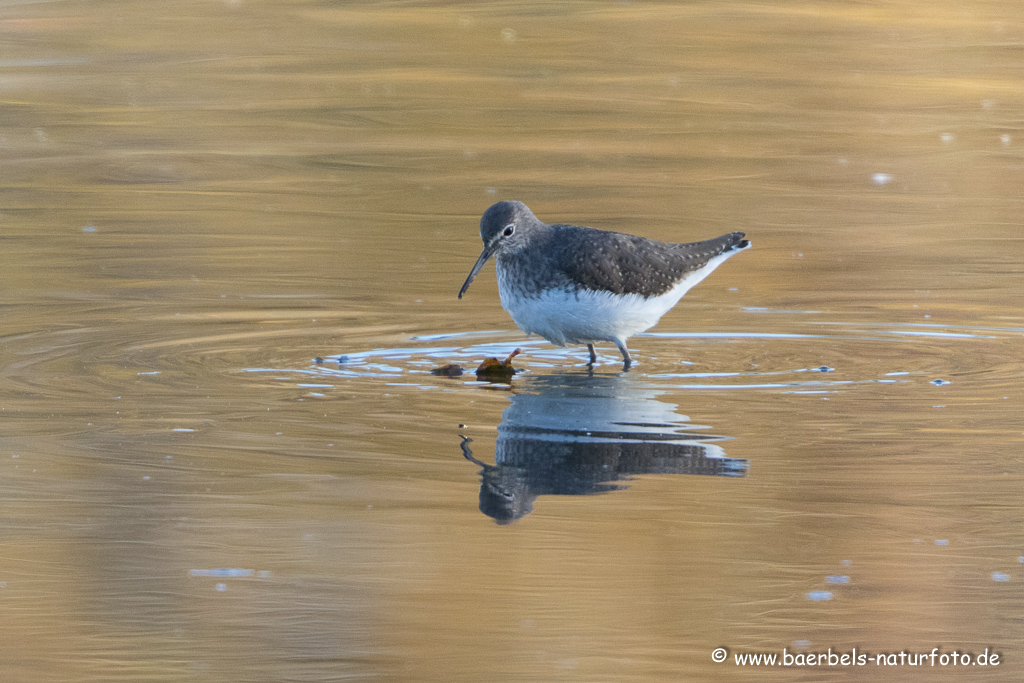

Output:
xmin=587 ymin=343 xmax=597 ymax=366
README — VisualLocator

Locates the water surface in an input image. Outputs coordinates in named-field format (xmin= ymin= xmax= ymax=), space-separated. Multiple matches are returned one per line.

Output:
xmin=2 ymin=1 xmax=1023 ymax=680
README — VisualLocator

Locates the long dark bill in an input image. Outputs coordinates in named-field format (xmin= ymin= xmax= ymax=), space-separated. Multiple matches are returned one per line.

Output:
xmin=458 ymin=244 xmax=497 ymax=299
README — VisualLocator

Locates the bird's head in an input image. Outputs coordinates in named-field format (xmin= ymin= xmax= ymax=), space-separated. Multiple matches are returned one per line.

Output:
xmin=459 ymin=201 xmax=541 ymax=299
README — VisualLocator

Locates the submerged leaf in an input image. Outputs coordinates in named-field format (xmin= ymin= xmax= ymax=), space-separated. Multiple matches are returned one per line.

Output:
xmin=431 ymin=364 xmax=464 ymax=377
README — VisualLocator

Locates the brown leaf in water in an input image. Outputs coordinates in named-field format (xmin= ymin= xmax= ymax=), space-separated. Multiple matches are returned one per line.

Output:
xmin=475 ymin=348 xmax=521 ymax=379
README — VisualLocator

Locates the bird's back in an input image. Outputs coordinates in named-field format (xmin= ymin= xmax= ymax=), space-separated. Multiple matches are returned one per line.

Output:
xmin=552 ymin=225 xmax=748 ymax=299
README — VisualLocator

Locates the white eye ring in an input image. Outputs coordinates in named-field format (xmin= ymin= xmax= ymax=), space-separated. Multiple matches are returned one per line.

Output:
xmin=502 ymin=224 xmax=515 ymax=237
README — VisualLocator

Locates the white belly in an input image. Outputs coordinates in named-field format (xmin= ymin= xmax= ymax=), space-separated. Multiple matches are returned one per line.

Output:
xmin=496 ymin=247 xmax=742 ymax=346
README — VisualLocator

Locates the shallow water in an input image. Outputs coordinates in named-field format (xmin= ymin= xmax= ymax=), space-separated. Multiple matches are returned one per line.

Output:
xmin=2 ymin=1 xmax=1024 ymax=680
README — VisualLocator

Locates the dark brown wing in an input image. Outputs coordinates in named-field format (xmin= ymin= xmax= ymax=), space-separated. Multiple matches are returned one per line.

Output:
xmin=555 ymin=225 xmax=748 ymax=297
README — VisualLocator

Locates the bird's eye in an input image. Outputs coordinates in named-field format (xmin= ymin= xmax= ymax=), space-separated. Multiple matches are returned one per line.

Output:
xmin=502 ymin=224 xmax=515 ymax=237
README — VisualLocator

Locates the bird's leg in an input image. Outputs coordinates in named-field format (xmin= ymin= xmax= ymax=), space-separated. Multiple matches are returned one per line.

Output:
xmin=614 ymin=340 xmax=633 ymax=370
xmin=586 ymin=343 xmax=597 ymax=366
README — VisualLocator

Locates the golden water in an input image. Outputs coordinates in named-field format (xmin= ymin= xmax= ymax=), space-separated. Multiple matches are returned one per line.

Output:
xmin=2 ymin=1 xmax=1023 ymax=680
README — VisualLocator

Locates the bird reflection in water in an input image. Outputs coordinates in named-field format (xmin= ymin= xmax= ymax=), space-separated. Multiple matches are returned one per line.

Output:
xmin=461 ymin=373 xmax=748 ymax=523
